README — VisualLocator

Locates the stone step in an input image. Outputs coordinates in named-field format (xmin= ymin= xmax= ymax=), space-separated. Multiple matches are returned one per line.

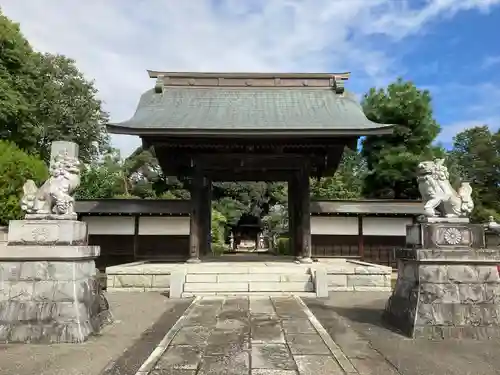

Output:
xmin=181 ymin=291 xmax=317 ymax=298
xmin=182 ymin=267 xmax=311 ymax=274
xmin=185 ymin=273 xmax=312 ymax=283
xmin=183 ymin=281 xmax=314 ymax=293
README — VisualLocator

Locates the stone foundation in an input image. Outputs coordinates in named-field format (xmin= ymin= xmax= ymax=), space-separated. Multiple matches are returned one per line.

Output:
xmin=384 ymin=222 xmax=500 ymax=339
xmin=0 ymin=220 xmax=112 ymax=343
xmin=105 ymin=259 xmax=392 ymax=295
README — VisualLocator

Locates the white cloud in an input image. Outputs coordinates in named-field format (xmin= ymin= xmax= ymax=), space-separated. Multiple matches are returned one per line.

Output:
xmin=481 ymin=55 xmax=500 ymax=69
xmin=1 ymin=0 xmax=499 ymax=156
xmin=437 ymin=118 xmax=500 ymax=145
xmin=437 ymin=82 xmax=500 ymax=144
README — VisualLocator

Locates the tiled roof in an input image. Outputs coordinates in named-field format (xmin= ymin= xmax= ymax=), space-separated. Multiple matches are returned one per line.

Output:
xmin=108 ymin=72 xmax=393 ymax=136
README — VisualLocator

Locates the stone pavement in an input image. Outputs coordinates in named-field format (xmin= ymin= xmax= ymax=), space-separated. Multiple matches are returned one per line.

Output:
xmin=139 ymin=296 xmax=353 ymax=375
xmin=305 ymin=292 xmax=500 ymax=375
xmin=0 ymin=292 xmax=192 ymax=375
xmin=2 ymin=291 xmax=500 ymax=375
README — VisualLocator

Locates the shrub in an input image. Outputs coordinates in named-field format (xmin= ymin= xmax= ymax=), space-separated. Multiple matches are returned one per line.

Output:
xmin=0 ymin=141 xmax=48 ymax=225
xmin=276 ymin=237 xmax=292 ymax=256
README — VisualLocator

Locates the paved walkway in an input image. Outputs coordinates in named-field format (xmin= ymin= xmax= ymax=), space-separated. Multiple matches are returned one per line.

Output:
xmin=138 ymin=296 xmax=354 ymax=375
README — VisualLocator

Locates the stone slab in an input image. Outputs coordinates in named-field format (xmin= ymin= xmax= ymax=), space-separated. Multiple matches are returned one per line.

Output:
xmin=184 ymin=282 xmax=248 ymax=292
xmin=314 ymin=268 xmax=328 ymax=297
xmin=281 ymin=319 xmax=317 ymax=335
xmin=0 ymin=260 xmax=96 ymax=282
xmin=251 ymin=315 xmax=285 ymax=343
xmin=249 ymin=298 xmax=276 ymax=315
xmin=217 ymin=273 xmax=281 ymax=282
xmin=197 ymin=352 xmax=250 ymax=375
xmin=251 ymin=344 xmax=296 ymax=370
xmin=155 ymin=345 xmax=203 ymax=370
xmin=0 ymin=245 xmax=99 ymax=260
xmin=170 ymin=270 xmax=186 ymax=298
xmin=249 ymin=282 xmax=313 ymax=292
xmin=114 ymin=274 xmax=152 ymax=288
xmin=286 ymin=334 xmax=331 ymax=355
xmin=293 ymin=355 xmax=344 ymax=375
xmin=8 ymin=220 xmax=88 ymax=246
xmin=152 ymin=274 xmax=171 ymax=288
xmin=185 ymin=274 xmax=217 ymax=283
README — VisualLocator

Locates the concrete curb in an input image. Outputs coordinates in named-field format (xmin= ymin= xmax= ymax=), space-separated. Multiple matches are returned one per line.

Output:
xmin=294 ymin=295 xmax=359 ymax=374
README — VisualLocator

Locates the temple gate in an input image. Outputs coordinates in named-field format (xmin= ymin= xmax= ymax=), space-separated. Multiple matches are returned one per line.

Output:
xmin=108 ymin=71 xmax=393 ymax=263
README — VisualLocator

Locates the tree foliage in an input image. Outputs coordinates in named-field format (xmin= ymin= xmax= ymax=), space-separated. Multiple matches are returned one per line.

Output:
xmin=0 ymin=11 xmax=109 ymax=163
xmin=311 ymin=148 xmax=366 ymax=200
xmin=449 ymin=126 xmax=500 ymax=222
xmin=0 ymin=140 xmax=48 ymax=225
xmin=361 ymin=79 xmax=442 ymax=199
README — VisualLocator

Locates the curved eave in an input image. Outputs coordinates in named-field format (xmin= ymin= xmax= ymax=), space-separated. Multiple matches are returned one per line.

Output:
xmin=107 ymin=123 xmax=394 ymax=137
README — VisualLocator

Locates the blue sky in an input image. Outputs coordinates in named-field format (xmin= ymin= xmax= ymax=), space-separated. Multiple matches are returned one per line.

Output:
xmin=2 ymin=0 xmax=500 ymax=154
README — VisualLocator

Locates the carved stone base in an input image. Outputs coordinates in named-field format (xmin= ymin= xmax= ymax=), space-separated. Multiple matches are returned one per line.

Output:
xmin=0 ymin=220 xmax=112 ymax=344
xmin=384 ymin=223 xmax=500 ymax=339
xmin=8 ymin=220 xmax=88 ymax=246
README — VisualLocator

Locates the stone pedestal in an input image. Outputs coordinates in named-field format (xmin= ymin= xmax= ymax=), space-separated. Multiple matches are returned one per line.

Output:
xmin=0 ymin=220 xmax=112 ymax=343
xmin=384 ymin=221 xmax=500 ymax=339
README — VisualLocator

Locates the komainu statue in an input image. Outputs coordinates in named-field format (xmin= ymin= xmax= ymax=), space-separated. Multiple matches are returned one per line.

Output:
xmin=417 ymin=159 xmax=474 ymax=218
xmin=20 ymin=151 xmax=81 ymax=219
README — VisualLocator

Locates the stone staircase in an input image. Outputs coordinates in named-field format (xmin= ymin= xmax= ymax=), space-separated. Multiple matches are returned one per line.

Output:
xmin=180 ymin=267 xmax=316 ymax=297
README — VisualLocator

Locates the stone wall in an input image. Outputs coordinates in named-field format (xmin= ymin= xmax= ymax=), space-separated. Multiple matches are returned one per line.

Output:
xmin=106 ymin=267 xmax=171 ymax=292
xmin=0 ymin=259 xmax=103 ymax=342
xmin=0 ymin=220 xmax=112 ymax=343
xmin=324 ymin=261 xmax=392 ymax=292
xmin=385 ymin=223 xmax=500 ymax=339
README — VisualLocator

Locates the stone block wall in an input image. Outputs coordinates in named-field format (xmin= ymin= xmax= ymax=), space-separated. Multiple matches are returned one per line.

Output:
xmin=106 ymin=272 xmax=171 ymax=292
xmin=389 ymin=261 xmax=500 ymax=339
xmin=0 ymin=260 xmax=105 ymax=343
xmin=324 ymin=261 xmax=392 ymax=292
xmin=0 ymin=219 xmax=112 ymax=343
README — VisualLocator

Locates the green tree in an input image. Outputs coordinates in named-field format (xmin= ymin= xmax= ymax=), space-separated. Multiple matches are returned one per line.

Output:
xmin=361 ymin=79 xmax=442 ymax=199
xmin=311 ymin=148 xmax=366 ymax=200
xmin=0 ymin=140 xmax=48 ymax=225
xmin=211 ymin=208 xmax=227 ymax=245
xmin=0 ymin=12 xmax=39 ymax=151
xmin=449 ymin=125 xmax=500 ymax=222
xmin=0 ymin=11 xmax=109 ymax=163
xmin=31 ymin=53 xmax=109 ymax=162
xmin=75 ymin=151 xmax=125 ymax=199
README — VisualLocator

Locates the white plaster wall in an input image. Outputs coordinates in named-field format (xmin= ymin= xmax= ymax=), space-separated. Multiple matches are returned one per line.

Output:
xmin=82 ymin=216 xmax=135 ymax=235
xmin=363 ymin=217 xmax=412 ymax=236
xmin=310 ymin=216 xmax=358 ymax=235
xmin=139 ymin=216 xmax=190 ymax=235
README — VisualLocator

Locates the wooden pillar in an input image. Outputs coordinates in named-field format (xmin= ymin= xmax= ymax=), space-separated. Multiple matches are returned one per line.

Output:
xmin=200 ymin=177 xmax=212 ymax=256
xmin=298 ymin=165 xmax=312 ymax=263
xmin=289 ymin=172 xmax=302 ymax=258
xmin=358 ymin=215 xmax=364 ymax=261
xmin=133 ymin=215 xmax=139 ymax=261
xmin=188 ymin=165 xmax=203 ymax=263
xmin=287 ymin=174 xmax=296 ymax=256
